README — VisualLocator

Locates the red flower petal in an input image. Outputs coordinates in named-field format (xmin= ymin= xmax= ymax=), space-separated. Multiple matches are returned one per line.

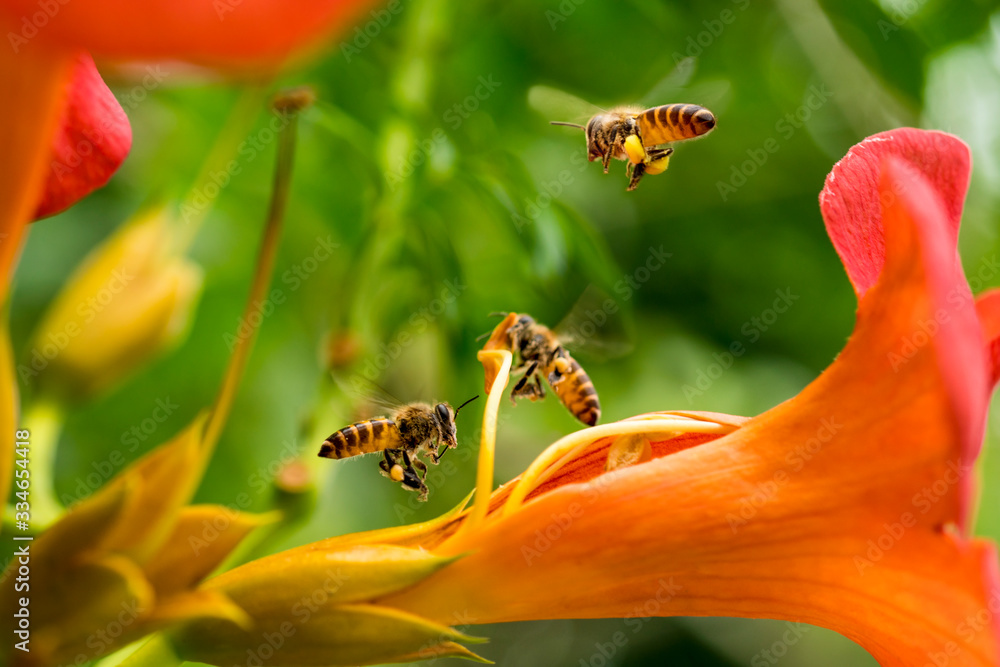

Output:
xmin=975 ymin=289 xmax=1000 ymax=389
xmin=34 ymin=52 xmax=131 ymax=220
xmin=0 ymin=0 xmax=376 ymax=66
xmin=820 ymin=128 xmax=971 ymax=298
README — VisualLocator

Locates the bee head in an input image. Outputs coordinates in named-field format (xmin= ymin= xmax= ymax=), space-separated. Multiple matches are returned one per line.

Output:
xmin=506 ymin=314 xmax=539 ymax=353
xmin=509 ymin=313 xmax=535 ymax=340
xmin=434 ymin=402 xmax=458 ymax=449
xmin=434 ymin=402 xmax=453 ymax=425
xmin=434 ymin=395 xmax=479 ymax=451
xmin=585 ymin=114 xmax=608 ymax=161
xmin=514 ymin=313 xmax=536 ymax=330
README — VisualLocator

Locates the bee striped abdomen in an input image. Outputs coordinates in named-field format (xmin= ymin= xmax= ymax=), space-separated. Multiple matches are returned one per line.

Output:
xmin=548 ymin=356 xmax=601 ymax=426
xmin=318 ymin=418 xmax=398 ymax=459
xmin=637 ymin=104 xmax=716 ymax=146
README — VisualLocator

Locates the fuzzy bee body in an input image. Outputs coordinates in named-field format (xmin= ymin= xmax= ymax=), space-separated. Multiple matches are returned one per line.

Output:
xmin=488 ymin=313 xmax=601 ymax=426
xmin=554 ymin=103 xmax=716 ymax=190
xmin=318 ymin=398 xmax=476 ymax=501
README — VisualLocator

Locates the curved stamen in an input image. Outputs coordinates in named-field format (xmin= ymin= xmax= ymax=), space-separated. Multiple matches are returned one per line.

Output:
xmin=464 ymin=348 xmax=513 ymax=530
xmin=501 ymin=416 xmax=734 ymax=516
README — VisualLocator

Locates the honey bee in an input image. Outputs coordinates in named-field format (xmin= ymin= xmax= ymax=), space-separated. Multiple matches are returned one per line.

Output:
xmin=317 ymin=396 xmax=478 ymax=501
xmin=483 ymin=312 xmax=601 ymax=426
xmin=552 ymin=103 xmax=716 ymax=191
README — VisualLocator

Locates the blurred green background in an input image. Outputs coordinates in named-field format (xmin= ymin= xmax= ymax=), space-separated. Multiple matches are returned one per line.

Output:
xmin=10 ymin=0 xmax=1000 ymax=664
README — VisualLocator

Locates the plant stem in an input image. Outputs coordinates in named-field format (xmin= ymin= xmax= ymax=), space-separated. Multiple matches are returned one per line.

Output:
xmin=202 ymin=89 xmax=313 ymax=456
xmin=174 ymin=85 xmax=269 ymax=253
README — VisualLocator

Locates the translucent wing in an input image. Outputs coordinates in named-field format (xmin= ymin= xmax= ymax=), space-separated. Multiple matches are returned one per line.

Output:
xmin=552 ymin=285 xmax=634 ymax=362
xmin=640 ymin=57 xmax=698 ymax=102
xmin=331 ymin=374 xmax=407 ymax=421
xmin=531 ymin=59 xmax=731 ymax=129
xmin=529 ymin=85 xmax=603 ymax=125
xmin=637 ymin=58 xmax=732 ymax=118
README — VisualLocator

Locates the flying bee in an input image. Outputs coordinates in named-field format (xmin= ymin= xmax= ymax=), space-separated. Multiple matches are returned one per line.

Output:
xmin=317 ymin=396 xmax=478 ymax=501
xmin=552 ymin=103 xmax=716 ymax=191
xmin=482 ymin=312 xmax=601 ymax=427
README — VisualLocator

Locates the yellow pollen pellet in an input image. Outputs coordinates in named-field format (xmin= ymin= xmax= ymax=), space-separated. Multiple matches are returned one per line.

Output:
xmin=624 ymin=134 xmax=647 ymax=164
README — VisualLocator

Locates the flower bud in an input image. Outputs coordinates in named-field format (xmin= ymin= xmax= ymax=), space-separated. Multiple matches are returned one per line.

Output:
xmin=27 ymin=208 xmax=202 ymax=402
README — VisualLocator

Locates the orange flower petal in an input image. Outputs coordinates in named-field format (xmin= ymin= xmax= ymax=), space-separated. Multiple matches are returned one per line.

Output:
xmin=0 ymin=0 xmax=377 ymax=66
xmin=0 ymin=35 xmax=73 ymax=294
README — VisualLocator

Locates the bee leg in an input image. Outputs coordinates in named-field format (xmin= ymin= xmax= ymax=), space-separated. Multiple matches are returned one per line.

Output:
xmin=381 ymin=449 xmax=411 ymax=484
xmin=628 ymin=146 xmax=673 ymax=191
xmin=431 ymin=441 xmax=453 ymax=464
xmin=627 ymin=162 xmax=647 ymax=191
xmin=533 ymin=373 xmax=546 ymax=399
xmin=602 ymin=128 xmax=618 ymax=173
xmin=398 ymin=451 xmax=429 ymax=501
xmin=379 ymin=449 xmax=396 ymax=477
xmin=512 ymin=361 xmax=539 ymax=398
xmin=644 ymin=146 xmax=673 ymax=172
xmin=410 ymin=458 xmax=430 ymax=503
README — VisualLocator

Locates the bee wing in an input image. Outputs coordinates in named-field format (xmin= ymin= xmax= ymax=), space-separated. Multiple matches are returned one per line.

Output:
xmin=552 ymin=285 xmax=634 ymax=362
xmin=331 ymin=374 xmax=406 ymax=420
xmin=529 ymin=85 xmax=603 ymax=125
xmin=636 ymin=58 xmax=732 ymax=121
xmin=639 ymin=57 xmax=699 ymax=104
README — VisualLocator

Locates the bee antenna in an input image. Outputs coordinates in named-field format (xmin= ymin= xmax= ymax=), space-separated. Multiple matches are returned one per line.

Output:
xmin=454 ymin=395 xmax=480 ymax=418
xmin=550 ymin=121 xmax=586 ymax=130
xmin=475 ymin=330 xmax=492 ymax=342
xmin=487 ymin=311 xmax=509 ymax=318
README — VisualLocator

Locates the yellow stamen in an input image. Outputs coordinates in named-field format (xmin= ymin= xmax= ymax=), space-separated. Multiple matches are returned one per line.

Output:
xmin=502 ymin=416 xmax=735 ymax=516
xmin=465 ymin=348 xmax=512 ymax=530
xmin=467 ymin=338 xmax=740 ymax=527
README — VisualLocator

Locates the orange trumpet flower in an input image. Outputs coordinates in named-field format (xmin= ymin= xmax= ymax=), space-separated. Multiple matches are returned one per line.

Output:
xmin=389 ymin=128 xmax=1000 ymax=666
xmin=172 ymin=128 xmax=1000 ymax=667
